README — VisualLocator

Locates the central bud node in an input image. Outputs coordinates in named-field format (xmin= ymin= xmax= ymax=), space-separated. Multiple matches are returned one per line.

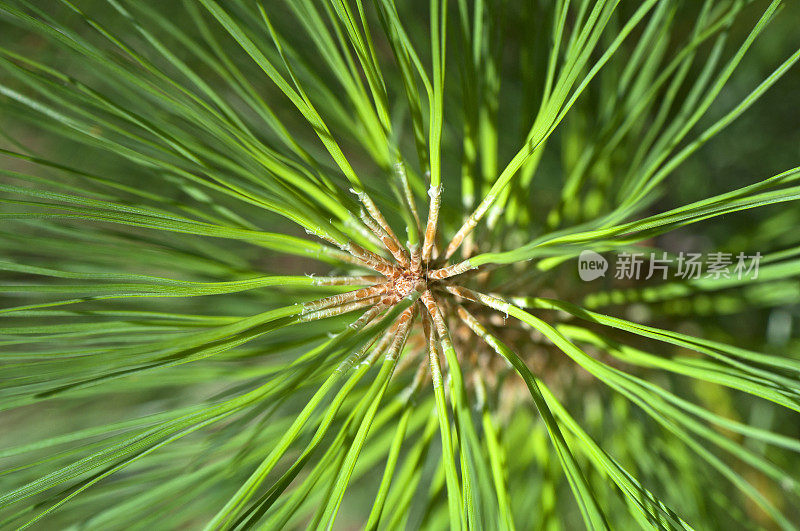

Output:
xmin=392 ymin=270 xmax=425 ymax=299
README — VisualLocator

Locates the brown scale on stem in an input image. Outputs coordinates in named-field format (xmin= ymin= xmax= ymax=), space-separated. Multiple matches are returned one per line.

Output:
xmin=299 ymin=186 xmax=465 ymax=385
xmin=299 ymin=183 xmax=564 ymax=411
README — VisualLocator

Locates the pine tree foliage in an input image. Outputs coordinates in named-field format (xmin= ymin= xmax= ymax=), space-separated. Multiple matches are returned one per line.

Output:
xmin=1 ymin=0 xmax=799 ymax=529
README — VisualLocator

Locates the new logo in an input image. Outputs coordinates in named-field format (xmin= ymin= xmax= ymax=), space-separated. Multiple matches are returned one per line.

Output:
xmin=578 ymin=250 xmax=607 ymax=281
